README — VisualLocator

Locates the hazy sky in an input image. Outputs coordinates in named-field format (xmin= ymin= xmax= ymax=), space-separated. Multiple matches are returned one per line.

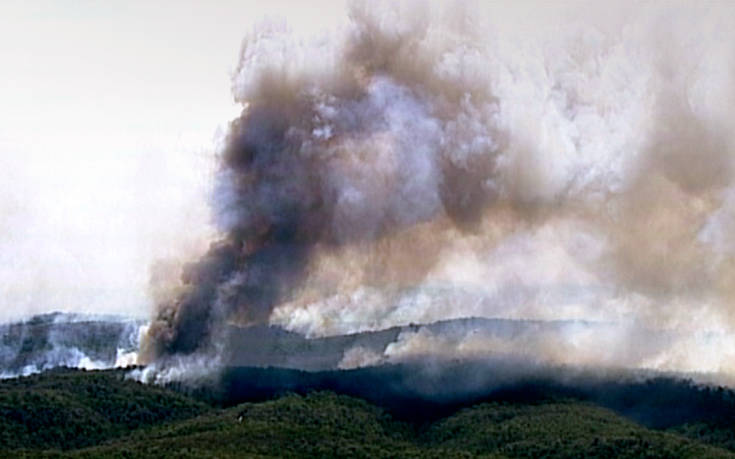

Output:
xmin=0 ymin=1 xmax=346 ymax=322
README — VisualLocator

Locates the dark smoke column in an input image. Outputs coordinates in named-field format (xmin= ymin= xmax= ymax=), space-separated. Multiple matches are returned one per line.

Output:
xmin=140 ymin=103 xmax=334 ymax=362
xmin=138 ymin=5 xmax=504 ymax=367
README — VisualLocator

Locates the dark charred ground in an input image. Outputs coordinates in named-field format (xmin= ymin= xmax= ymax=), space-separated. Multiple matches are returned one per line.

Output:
xmin=3 ymin=365 xmax=735 ymax=457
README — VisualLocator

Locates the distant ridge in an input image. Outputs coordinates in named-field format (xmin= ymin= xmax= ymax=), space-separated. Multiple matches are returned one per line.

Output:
xmin=224 ymin=316 xmax=623 ymax=371
xmin=0 ymin=312 xmax=144 ymax=378
xmin=6 ymin=311 xmax=145 ymax=326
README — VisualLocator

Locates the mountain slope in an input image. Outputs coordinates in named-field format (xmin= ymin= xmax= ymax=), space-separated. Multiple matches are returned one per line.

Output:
xmin=58 ymin=394 xmax=735 ymax=458
xmin=1 ymin=368 xmax=733 ymax=458
xmin=0 ymin=368 xmax=209 ymax=451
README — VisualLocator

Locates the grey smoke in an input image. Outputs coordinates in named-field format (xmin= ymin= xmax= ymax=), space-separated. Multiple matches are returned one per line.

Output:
xmin=140 ymin=1 xmax=735 ymax=381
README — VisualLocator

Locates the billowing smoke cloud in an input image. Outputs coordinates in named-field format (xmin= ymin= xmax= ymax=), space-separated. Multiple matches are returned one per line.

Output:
xmin=140 ymin=1 xmax=735 ymax=380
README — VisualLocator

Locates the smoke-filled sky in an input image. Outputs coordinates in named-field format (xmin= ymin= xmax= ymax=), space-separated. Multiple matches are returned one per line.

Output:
xmin=5 ymin=1 xmax=735 ymax=379
xmin=0 ymin=0 xmax=346 ymax=322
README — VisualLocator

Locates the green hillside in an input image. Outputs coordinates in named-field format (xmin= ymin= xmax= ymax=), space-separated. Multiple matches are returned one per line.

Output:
xmin=70 ymin=395 xmax=733 ymax=458
xmin=0 ymin=368 xmax=209 ymax=451
xmin=1 ymin=368 xmax=734 ymax=458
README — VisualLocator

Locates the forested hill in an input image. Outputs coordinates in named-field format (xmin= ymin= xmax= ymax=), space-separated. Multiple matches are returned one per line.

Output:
xmin=2 ymin=367 xmax=735 ymax=457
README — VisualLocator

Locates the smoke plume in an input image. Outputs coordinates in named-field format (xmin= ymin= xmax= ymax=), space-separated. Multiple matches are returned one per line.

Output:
xmin=140 ymin=1 xmax=735 ymax=380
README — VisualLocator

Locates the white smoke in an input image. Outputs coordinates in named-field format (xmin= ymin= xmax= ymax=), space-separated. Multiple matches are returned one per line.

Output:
xmin=337 ymin=320 xmax=735 ymax=377
xmin=129 ymin=351 xmax=222 ymax=385
xmin=0 ymin=316 xmax=146 ymax=380
xmin=338 ymin=345 xmax=383 ymax=370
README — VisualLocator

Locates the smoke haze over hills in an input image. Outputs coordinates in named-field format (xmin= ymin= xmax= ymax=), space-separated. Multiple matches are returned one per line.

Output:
xmin=0 ymin=312 xmax=144 ymax=379
xmin=137 ymin=1 xmax=735 ymax=382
